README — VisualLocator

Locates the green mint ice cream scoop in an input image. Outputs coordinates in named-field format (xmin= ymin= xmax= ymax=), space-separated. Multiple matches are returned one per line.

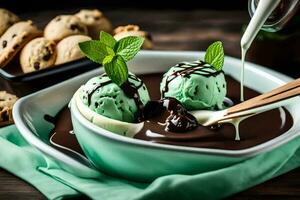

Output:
xmin=80 ymin=72 xmax=150 ymax=123
xmin=160 ymin=60 xmax=227 ymax=110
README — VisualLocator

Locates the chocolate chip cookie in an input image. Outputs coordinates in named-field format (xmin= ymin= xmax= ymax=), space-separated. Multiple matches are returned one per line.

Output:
xmin=0 ymin=8 xmax=20 ymax=37
xmin=44 ymin=15 xmax=88 ymax=42
xmin=0 ymin=21 xmax=41 ymax=68
xmin=55 ymin=35 xmax=91 ymax=65
xmin=75 ymin=9 xmax=112 ymax=39
xmin=20 ymin=37 xmax=57 ymax=73
xmin=0 ymin=91 xmax=18 ymax=126
xmin=113 ymin=25 xmax=153 ymax=49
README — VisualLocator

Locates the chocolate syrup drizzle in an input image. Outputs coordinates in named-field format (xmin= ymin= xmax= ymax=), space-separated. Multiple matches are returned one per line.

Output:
xmin=86 ymin=77 xmax=112 ymax=105
xmin=161 ymin=60 xmax=223 ymax=97
xmin=84 ymin=73 xmax=145 ymax=122
xmin=121 ymin=74 xmax=145 ymax=121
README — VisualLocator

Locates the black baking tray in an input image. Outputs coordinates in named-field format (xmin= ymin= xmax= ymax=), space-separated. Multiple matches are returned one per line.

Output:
xmin=0 ymin=58 xmax=99 ymax=97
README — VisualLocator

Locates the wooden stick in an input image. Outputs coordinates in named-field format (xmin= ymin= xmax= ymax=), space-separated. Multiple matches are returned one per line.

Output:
xmin=227 ymin=78 xmax=300 ymax=115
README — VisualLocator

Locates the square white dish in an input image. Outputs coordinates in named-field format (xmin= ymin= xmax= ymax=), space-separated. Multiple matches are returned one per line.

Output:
xmin=13 ymin=50 xmax=300 ymax=181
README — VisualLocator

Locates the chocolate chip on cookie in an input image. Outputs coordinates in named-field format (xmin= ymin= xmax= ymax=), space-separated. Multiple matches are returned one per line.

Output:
xmin=70 ymin=23 xmax=85 ymax=33
xmin=2 ymin=40 xmax=7 ymax=48
xmin=33 ymin=62 xmax=40 ymax=70
xmin=42 ymin=48 xmax=52 ymax=61
xmin=13 ymin=44 xmax=19 ymax=50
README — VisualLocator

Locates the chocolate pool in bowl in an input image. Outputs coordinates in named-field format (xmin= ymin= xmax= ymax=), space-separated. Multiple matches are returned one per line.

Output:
xmin=48 ymin=73 xmax=293 ymax=153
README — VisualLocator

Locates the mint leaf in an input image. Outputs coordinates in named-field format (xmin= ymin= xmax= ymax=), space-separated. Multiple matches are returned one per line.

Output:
xmin=103 ymin=54 xmax=114 ymax=65
xmin=103 ymin=46 xmax=115 ymax=64
xmin=104 ymin=56 xmax=128 ymax=86
xmin=106 ymin=46 xmax=115 ymax=56
xmin=204 ymin=41 xmax=224 ymax=71
xmin=100 ymin=31 xmax=116 ymax=48
xmin=116 ymin=36 xmax=144 ymax=62
xmin=79 ymin=40 xmax=109 ymax=64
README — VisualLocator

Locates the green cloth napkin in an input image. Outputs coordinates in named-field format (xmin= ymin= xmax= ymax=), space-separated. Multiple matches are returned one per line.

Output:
xmin=1 ymin=125 xmax=300 ymax=200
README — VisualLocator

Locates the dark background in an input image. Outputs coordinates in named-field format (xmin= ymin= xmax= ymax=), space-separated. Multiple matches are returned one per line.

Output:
xmin=2 ymin=1 xmax=299 ymax=78
xmin=2 ymin=0 xmax=247 ymax=13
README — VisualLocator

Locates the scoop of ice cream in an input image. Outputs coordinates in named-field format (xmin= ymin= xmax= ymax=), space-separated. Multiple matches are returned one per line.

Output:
xmin=80 ymin=73 xmax=150 ymax=123
xmin=160 ymin=60 xmax=227 ymax=110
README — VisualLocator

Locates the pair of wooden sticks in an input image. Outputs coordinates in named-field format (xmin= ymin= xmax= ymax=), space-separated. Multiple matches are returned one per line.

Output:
xmin=216 ymin=78 xmax=300 ymax=124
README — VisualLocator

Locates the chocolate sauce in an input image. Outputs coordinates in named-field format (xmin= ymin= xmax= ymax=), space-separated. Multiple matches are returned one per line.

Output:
xmin=44 ymin=114 xmax=56 ymax=124
xmin=161 ymin=61 xmax=223 ymax=97
xmin=143 ymin=97 xmax=198 ymax=132
xmin=135 ymin=106 xmax=293 ymax=150
xmin=45 ymin=107 xmax=84 ymax=155
xmin=48 ymin=74 xmax=293 ymax=151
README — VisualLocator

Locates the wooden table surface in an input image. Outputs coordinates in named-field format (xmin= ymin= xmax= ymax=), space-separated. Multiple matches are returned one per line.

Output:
xmin=1 ymin=8 xmax=300 ymax=199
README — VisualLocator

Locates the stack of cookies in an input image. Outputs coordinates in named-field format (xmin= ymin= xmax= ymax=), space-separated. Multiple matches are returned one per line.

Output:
xmin=0 ymin=8 xmax=154 ymax=74
xmin=0 ymin=8 xmax=154 ymax=126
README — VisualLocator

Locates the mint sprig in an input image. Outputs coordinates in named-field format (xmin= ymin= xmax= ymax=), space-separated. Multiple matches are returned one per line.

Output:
xmin=204 ymin=41 xmax=224 ymax=71
xmin=79 ymin=31 xmax=144 ymax=86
